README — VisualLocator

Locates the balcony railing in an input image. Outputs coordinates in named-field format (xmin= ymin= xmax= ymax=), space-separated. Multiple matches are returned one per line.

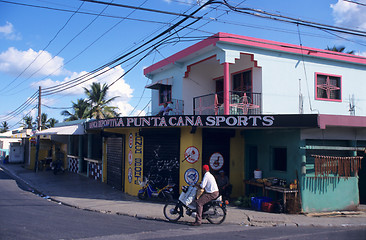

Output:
xmin=151 ymin=99 xmax=184 ymax=116
xmin=193 ymin=91 xmax=261 ymax=115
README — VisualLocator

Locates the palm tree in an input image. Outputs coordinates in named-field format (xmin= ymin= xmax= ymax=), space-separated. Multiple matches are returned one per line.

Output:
xmin=84 ymin=82 xmax=119 ymax=120
xmin=0 ymin=121 xmax=9 ymax=133
xmin=21 ymin=115 xmax=35 ymax=129
xmin=39 ymin=113 xmax=59 ymax=129
xmin=40 ymin=113 xmax=48 ymax=130
xmin=61 ymin=98 xmax=90 ymax=121
xmin=47 ymin=118 xmax=58 ymax=128
xmin=326 ymin=45 xmax=355 ymax=54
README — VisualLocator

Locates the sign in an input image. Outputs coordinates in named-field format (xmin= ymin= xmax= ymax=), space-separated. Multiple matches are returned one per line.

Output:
xmin=86 ymin=114 xmax=319 ymax=130
xmin=209 ymin=152 xmax=224 ymax=171
xmin=184 ymin=168 xmax=199 ymax=185
xmin=128 ymin=150 xmax=133 ymax=165
xmin=128 ymin=168 xmax=132 ymax=183
xmin=129 ymin=133 xmax=133 ymax=148
xmin=184 ymin=146 xmax=199 ymax=164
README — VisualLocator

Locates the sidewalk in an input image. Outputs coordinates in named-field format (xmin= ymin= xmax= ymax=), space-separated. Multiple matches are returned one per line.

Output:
xmin=1 ymin=163 xmax=366 ymax=227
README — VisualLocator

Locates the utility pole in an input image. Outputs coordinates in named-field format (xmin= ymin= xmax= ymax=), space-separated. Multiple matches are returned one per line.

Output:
xmin=35 ymin=86 xmax=41 ymax=172
xmin=38 ymin=86 xmax=41 ymax=131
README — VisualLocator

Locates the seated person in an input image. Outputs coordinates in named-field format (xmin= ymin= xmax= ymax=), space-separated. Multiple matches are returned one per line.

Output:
xmin=216 ymin=170 xmax=232 ymax=200
xmin=157 ymin=102 xmax=172 ymax=116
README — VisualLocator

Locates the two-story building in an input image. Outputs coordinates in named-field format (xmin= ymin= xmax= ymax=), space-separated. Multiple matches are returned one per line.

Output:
xmin=86 ymin=32 xmax=366 ymax=213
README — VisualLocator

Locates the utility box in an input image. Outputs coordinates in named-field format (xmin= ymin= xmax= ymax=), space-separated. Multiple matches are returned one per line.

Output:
xmin=9 ymin=142 xmax=24 ymax=163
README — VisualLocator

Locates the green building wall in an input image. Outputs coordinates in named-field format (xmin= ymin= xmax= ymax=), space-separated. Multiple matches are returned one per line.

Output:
xmin=243 ymin=128 xmax=360 ymax=212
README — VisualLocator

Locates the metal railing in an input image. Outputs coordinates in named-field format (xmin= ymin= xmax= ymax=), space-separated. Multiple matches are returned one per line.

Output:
xmin=151 ymin=99 xmax=184 ymax=116
xmin=193 ymin=91 xmax=261 ymax=115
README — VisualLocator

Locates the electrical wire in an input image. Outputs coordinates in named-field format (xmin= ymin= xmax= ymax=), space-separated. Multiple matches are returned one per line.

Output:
xmin=10 ymin=0 xmax=114 ymax=93
xmin=0 ymin=1 xmax=86 ymax=95
xmin=9 ymin=105 xmax=38 ymax=129
xmin=220 ymin=0 xmax=366 ymax=37
xmin=343 ymin=0 xmax=366 ymax=7
xmin=7 ymin=0 xmax=151 ymax=97
xmin=41 ymin=0 xmax=216 ymax=96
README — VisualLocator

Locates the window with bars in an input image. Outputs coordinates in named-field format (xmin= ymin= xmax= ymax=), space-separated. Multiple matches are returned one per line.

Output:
xmin=315 ymin=73 xmax=341 ymax=101
xmin=159 ymin=85 xmax=172 ymax=104
xmin=272 ymin=147 xmax=287 ymax=172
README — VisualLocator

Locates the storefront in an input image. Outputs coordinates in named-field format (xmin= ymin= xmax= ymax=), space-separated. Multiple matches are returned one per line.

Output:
xmin=86 ymin=114 xmax=320 ymax=199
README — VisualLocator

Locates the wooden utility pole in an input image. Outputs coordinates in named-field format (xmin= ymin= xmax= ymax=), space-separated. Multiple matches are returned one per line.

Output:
xmin=38 ymin=86 xmax=41 ymax=131
xmin=35 ymin=86 xmax=41 ymax=172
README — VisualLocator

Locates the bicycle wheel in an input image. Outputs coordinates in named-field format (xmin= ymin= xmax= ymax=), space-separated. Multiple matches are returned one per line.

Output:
xmin=206 ymin=205 xmax=226 ymax=224
xmin=138 ymin=190 xmax=147 ymax=200
xmin=163 ymin=201 xmax=183 ymax=222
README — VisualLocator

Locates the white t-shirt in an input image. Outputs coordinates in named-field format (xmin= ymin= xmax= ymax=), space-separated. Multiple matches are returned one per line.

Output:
xmin=200 ymin=171 xmax=219 ymax=193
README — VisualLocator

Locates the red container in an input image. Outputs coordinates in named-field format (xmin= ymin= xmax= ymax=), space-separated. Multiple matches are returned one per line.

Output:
xmin=261 ymin=201 xmax=274 ymax=213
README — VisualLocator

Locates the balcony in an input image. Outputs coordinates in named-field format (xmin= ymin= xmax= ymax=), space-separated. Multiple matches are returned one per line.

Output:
xmin=151 ymin=99 xmax=184 ymax=116
xmin=193 ymin=91 xmax=261 ymax=115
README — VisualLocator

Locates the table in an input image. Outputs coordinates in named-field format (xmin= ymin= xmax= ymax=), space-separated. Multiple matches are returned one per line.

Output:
xmin=244 ymin=179 xmax=299 ymax=212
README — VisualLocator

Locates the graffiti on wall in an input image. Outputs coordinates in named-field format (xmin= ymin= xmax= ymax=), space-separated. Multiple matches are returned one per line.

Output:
xmin=144 ymin=144 xmax=179 ymax=188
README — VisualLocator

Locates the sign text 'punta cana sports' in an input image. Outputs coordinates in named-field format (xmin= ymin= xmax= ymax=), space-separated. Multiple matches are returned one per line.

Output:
xmin=86 ymin=114 xmax=318 ymax=130
xmin=88 ymin=115 xmax=273 ymax=129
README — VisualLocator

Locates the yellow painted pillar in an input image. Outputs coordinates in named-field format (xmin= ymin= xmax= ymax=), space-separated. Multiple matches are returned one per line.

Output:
xmin=179 ymin=127 xmax=203 ymax=191
xmin=124 ymin=128 xmax=144 ymax=196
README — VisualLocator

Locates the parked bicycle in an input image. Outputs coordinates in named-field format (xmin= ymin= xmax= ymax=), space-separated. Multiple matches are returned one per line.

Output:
xmin=138 ymin=177 xmax=175 ymax=201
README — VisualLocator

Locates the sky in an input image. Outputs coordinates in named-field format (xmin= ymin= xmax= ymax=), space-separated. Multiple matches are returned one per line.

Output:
xmin=0 ymin=0 xmax=365 ymax=129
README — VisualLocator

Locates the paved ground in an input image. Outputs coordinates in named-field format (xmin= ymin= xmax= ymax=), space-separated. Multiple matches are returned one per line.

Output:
xmin=1 ymin=163 xmax=366 ymax=227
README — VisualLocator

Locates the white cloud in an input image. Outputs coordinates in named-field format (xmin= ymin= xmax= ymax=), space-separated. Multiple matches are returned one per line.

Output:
xmin=33 ymin=65 xmax=139 ymax=116
xmin=331 ymin=0 xmax=366 ymax=30
xmin=0 ymin=47 xmax=65 ymax=77
xmin=0 ymin=22 xmax=21 ymax=40
xmin=358 ymin=51 xmax=366 ymax=57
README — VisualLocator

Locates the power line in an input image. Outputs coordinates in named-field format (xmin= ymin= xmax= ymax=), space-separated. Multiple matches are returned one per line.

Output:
xmin=42 ymin=104 xmax=72 ymax=110
xmin=220 ymin=0 xmax=366 ymax=37
xmin=8 ymin=0 xmax=114 ymax=93
xmin=0 ymin=1 xmax=85 ymax=95
xmin=0 ymin=0 xmax=169 ymax=24
xmin=41 ymin=1 xmax=216 ymax=96
xmin=81 ymin=0 xmax=202 ymax=19
xmin=343 ymin=0 xmax=366 ymax=7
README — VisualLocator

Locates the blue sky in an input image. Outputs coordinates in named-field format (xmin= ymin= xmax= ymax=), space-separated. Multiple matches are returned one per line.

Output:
xmin=0 ymin=0 xmax=365 ymax=128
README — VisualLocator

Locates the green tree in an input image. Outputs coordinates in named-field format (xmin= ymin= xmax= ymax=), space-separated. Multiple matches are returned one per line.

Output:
xmin=326 ymin=45 xmax=355 ymax=54
xmin=21 ymin=115 xmax=35 ymax=129
xmin=61 ymin=98 xmax=90 ymax=121
xmin=0 ymin=121 xmax=9 ymax=133
xmin=47 ymin=118 xmax=58 ymax=128
xmin=84 ymin=82 xmax=119 ymax=120
xmin=40 ymin=113 xmax=59 ymax=129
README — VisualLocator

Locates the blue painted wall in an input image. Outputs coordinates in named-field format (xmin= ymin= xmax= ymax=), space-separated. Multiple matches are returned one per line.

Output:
xmin=302 ymin=176 xmax=359 ymax=212
xmin=243 ymin=128 xmax=360 ymax=212
xmin=243 ymin=129 xmax=302 ymax=183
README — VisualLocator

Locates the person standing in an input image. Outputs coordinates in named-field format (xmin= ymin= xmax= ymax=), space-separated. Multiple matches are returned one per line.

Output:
xmin=192 ymin=164 xmax=219 ymax=226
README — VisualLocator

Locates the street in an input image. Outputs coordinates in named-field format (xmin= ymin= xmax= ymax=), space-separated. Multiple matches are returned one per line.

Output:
xmin=1 ymin=168 xmax=365 ymax=240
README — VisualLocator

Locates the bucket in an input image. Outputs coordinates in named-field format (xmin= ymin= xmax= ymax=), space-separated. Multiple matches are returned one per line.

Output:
xmin=254 ymin=170 xmax=262 ymax=179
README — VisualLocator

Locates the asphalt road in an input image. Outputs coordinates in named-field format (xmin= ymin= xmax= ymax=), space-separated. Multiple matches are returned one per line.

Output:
xmin=1 ymin=168 xmax=365 ymax=240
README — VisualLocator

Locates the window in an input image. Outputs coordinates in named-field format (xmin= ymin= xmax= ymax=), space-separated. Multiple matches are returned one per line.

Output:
xmin=316 ymin=73 xmax=341 ymax=101
xmin=159 ymin=85 xmax=171 ymax=104
xmin=233 ymin=70 xmax=252 ymax=93
xmin=215 ymin=78 xmax=224 ymax=104
xmin=272 ymin=147 xmax=287 ymax=172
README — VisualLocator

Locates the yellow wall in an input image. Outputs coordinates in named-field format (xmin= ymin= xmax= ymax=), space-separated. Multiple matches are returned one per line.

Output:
xmin=230 ymin=129 xmax=245 ymax=197
xmin=104 ymin=128 xmax=143 ymax=196
xmin=179 ymin=128 xmax=203 ymax=191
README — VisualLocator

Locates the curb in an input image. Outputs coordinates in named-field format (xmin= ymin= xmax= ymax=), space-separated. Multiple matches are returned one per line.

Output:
xmin=2 ymin=164 xmax=366 ymax=228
